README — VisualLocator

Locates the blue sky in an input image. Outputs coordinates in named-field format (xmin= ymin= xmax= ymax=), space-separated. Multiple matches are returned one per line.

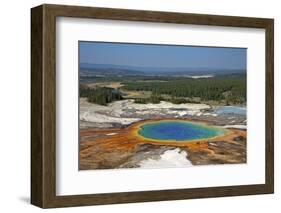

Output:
xmin=79 ymin=41 xmax=246 ymax=71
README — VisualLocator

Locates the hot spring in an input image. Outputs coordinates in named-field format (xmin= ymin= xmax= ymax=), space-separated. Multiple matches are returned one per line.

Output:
xmin=138 ymin=120 xmax=226 ymax=142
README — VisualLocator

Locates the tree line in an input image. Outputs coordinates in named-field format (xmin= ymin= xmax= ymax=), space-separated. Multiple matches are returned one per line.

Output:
xmin=80 ymin=86 xmax=123 ymax=105
xmin=122 ymin=77 xmax=246 ymax=104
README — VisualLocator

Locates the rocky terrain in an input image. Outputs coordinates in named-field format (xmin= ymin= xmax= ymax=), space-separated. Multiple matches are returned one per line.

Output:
xmin=79 ymin=98 xmax=247 ymax=170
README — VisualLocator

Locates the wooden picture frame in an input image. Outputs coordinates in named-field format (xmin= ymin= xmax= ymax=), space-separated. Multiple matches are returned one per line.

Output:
xmin=31 ymin=4 xmax=274 ymax=208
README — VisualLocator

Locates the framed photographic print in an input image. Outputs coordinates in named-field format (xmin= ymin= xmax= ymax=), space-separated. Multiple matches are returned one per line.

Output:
xmin=31 ymin=4 xmax=274 ymax=208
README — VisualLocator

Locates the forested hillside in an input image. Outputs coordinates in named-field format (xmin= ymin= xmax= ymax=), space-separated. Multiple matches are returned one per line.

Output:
xmin=80 ymin=74 xmax=246 ymax=105
xmin=122 ymin=75 xmax=246 ymax=104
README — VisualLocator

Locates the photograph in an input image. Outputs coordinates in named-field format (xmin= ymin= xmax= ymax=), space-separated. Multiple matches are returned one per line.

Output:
xmin=29 ymin=3 xmax=274 ymax=208
xmin=79 ymin=41 xmax=247 ymax=170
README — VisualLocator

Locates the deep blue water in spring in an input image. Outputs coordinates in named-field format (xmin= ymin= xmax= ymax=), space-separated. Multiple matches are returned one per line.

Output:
xmin=138 ymin=121 xmax=225 ymax=141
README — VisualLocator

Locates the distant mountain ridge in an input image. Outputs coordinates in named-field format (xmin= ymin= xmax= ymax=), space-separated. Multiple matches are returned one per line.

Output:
xmin=80 ymin=63 xmax=246 ymax=76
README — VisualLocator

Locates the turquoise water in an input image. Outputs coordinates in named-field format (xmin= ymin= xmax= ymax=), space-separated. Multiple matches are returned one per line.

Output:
xmin=138 ymin=120 xmax=225 ymax=142
xmin=215 ymin=106 xmax=246 ymax=115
